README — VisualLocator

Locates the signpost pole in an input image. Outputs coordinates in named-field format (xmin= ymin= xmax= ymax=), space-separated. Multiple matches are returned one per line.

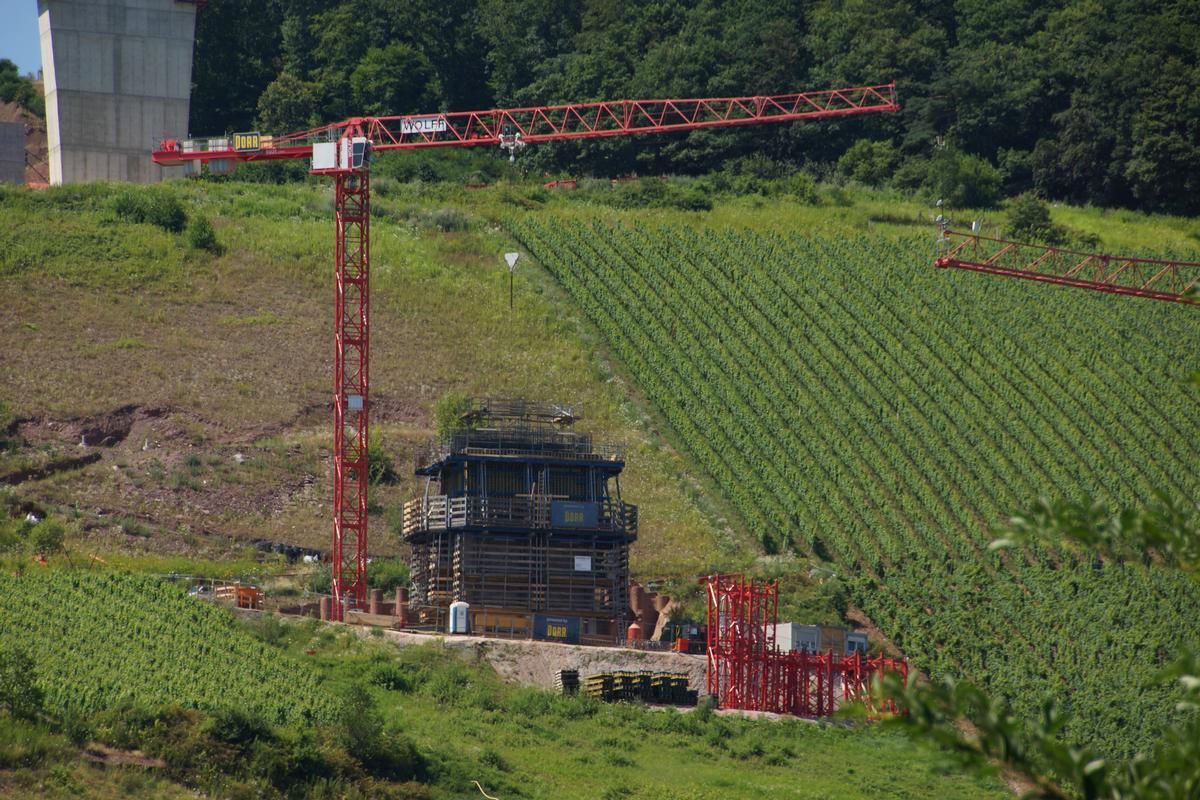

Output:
xmin=504 ymin=252 xmax=520 ymax=311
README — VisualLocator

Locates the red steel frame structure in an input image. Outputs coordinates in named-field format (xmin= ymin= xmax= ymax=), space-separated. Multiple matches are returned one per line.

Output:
xmin=331 ymin=172 xmax=370 ymax=614
xmin=152 ymin=85 xmax=898 ymax=620
xmin=704 ymin=575 xmax=906 ymax=717
xmin=936 ymin=230 xmax=1200 ymax=305
xmin=705 ymin=574 xmax=779 ymax=711
xmin=154 ymin=84 xmax=897 ymax=166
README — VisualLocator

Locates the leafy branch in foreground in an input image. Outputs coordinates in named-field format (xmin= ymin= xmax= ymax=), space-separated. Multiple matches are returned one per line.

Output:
xmin=991 ymin=495 xmax=1200 ymax=571
xmin=890 ymin=500 xmax=1200 ymax=799
xmin=883 ymin=662 xmax=1200 ymax=800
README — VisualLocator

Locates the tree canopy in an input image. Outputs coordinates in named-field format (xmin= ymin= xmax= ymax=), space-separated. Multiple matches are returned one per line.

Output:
xmin=189 ymin=0 xmax=1200 ymax=214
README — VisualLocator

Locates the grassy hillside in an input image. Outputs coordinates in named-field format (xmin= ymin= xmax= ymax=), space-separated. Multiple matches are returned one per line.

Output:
xmin=0 ymin=180 xmax=736 ymax=579
xmin=510 ymin=213 xmax=1200 ymax=761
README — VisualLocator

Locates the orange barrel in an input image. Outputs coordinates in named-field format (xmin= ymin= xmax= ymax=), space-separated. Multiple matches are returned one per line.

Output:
xmin=626 ymin=622 xmax=644 ymax=643
xmin=319 ymin=596 xmax=331 ymax=621
xmin=369 ymin=588 xmax=382 ymax=615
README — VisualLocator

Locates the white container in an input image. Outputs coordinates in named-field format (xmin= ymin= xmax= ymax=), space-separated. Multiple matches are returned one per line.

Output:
xmin=774 ymin=623 xmax=821 ymax=654
xmin=448 ymin=600 xmax=470 ymax=634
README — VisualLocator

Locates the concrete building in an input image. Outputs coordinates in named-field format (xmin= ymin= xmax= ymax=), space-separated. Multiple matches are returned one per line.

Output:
xmin=37 ymin=0 xmax=200 ymax=184
xmin=0 ymin=122 xmax=24 ymax=184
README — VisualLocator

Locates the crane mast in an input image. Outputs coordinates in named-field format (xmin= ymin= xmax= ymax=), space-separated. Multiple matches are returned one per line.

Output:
xmin=152 ymin=83 xmax=899 ymax=620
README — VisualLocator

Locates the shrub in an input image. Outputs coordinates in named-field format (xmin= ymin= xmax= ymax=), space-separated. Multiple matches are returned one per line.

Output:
xmin=0 ymin=646 xmax=43 ymax=720
xmin=366 ymin=433 xmax=397 ymax=485
xmin=1005 ymin=193 xmax=1067 ymax=245
xmin=433 ymin=391 xmax=473 ymax=439
xmin=187 ymin=216 xmax=221 ymax=253
xmin=370 ymin=662 xmax=412 ymax=692
xmin=367 ymin=558 xmax=409 ymax=593
xmin=29 ymin=519 xmax=65 ymax=555
xmin=113 ymin=190 xmax=188 ymax=233
xmin=307 ymin=563 xmax=332 ymax=594
xmin=672 ymin=186 xmax=714 ymax=211
xmin=837 ymin=139 xmax=900 ymax=186
xmin=206 ymin=708 xmax=271 ymax=746
xmin=924 ymin=148 xmax=1002 ymax=208
xmin=0 ymin=518 xmax=28 ymax=553
xmin=778 ymin=172 xmax=818 ymax=204
xmin=425 ymin=207 xmax=472 ymax=232
xmin=0 ymin=718 xmax=62 ymax=769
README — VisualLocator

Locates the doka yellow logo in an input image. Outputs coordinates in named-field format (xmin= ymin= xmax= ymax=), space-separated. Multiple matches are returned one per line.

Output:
xmin=232 ymin=132 xmax=261 ymax=152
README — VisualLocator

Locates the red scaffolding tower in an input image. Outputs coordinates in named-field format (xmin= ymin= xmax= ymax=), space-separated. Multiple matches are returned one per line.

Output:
xmin=704 ymin=575 xmax=906 ymax=717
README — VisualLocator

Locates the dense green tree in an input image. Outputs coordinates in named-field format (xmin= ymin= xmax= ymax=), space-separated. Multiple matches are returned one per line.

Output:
xmin=837 ymin=139 xmax=900 ymax=185
xmin=186 ymin=0 xmax=1200 ymax=214
xmin=255 ymin=72 xmax=319 ymax=133
xmin=350 ymin=44 xmax=442 ymax=117
xmin=475 ymin=0 xmax=585 ymax=104
xmin=0 ymin=59 xmax=43 ymax=117
xmin=190 ymin=1 xmax=283 ymax=134
xmin=923 ymin=146 xmax=1002 ymax=208
xmin=1005 ymin=193 xmax=1066 ymax=245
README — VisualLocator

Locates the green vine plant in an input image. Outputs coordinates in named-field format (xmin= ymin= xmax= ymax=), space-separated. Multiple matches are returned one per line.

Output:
xmin=883 ymin=498 xmax=1200 ymax=799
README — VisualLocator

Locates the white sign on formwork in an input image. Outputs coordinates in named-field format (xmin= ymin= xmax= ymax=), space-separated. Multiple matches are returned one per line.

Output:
xmin=574 ymin=556 xmax=592 ymax=572
xmin=400 ymin=116 xmax=448 ymax=135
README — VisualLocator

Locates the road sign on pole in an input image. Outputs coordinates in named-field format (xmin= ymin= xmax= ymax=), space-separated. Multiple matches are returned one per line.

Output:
xmin=505 ymin=252 xmax=520 ymax=309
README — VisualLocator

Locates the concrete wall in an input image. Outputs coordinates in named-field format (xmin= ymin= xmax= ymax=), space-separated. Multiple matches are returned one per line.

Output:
xmin=0 ymin=122 xmax=24 ymax=184
xmin=38 ymin=0 xmax=198 ymax=184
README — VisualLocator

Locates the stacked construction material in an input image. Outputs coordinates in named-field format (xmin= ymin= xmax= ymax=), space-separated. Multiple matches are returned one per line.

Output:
xmin=650 ymin=672 xmax=697 ymax=705
xmin=582 ymin=671 xmax=696 ymax=706
xmin=583 ymin=672 xmax=613 ymax=700
xmin=555 ymin=669 xmax=580 ymax=695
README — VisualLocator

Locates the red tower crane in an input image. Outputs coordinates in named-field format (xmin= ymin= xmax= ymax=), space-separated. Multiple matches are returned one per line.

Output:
xmin=152 ymin=83 xmax=899 ymax=620
xmin=936 ymin=230 xmax=1200 ymax=305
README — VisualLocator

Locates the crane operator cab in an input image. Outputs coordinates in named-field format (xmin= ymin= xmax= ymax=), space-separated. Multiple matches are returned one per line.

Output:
xmin=311 ymin=136 xmax=372 ymax=173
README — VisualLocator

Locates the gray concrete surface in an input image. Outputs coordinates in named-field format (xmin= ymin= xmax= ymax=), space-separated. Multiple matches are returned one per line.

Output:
xmin=0 ymin=122 xmax=23 ymax=184
xmin=37 ymin=0 xmax=198 ymax=184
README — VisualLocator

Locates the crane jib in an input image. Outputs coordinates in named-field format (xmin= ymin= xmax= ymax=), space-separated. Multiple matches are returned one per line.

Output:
xmin=152 ymin=83 xmax=899 ymax=165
